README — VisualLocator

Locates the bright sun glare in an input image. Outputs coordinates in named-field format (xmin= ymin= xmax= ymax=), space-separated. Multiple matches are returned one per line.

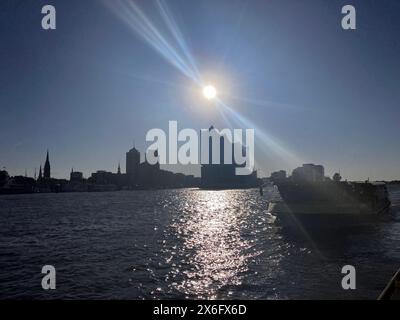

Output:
xmin=202 ymin=85 xmax=217 ymax=100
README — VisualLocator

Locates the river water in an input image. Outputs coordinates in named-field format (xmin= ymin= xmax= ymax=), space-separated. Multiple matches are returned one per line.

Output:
xmin=1 ymin=186 xmax=399 ymax=299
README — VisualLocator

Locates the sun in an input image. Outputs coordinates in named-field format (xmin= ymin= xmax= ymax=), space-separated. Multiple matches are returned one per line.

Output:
xmin=202 ymin=85 xmax=217 ymax=100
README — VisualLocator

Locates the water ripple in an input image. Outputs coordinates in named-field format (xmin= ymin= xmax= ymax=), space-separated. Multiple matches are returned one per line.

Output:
xmin=0 ymin=186 xmax=399 ymax=299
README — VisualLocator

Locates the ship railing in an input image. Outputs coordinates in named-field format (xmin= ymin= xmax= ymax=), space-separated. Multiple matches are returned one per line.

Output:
xmin=378 ymin=268 xmax=400 ymax=300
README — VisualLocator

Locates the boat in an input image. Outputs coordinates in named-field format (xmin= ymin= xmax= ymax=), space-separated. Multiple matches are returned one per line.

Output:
xmin=268 ymin=164 xmax=391 ymax=227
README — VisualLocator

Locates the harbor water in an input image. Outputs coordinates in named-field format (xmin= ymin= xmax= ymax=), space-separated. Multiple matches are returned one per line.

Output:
xmin=1 ymin=186 xmax=400 ymax=299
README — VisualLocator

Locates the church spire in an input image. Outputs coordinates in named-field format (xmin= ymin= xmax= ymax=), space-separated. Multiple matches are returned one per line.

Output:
xmin=38 ymin=165 xmax=42 ymax=180
xmin=117 ymin=162 xmax=121 ymax=174
xmin=44 ymin=150 xmax=51 ymax=179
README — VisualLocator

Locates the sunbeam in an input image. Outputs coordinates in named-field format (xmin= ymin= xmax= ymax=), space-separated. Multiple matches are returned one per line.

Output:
xmin=216 ymin=99 xmax=302 ymax=168
xmin=155 ymin=0 xmax=202 ymax=83
xmin=106 ymin=0 xmax=201 ymax=84
xmin=105 ymin=0 xmax=302 ymax=169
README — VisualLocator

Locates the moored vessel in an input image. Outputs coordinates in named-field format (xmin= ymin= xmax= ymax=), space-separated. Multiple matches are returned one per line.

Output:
xmin=268 ymin=164 xmax=391 ymax=227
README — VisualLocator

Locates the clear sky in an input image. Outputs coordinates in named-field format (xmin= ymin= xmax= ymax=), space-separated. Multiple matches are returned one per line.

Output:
xmin=1 ymin=0 xmax=399 ymax=180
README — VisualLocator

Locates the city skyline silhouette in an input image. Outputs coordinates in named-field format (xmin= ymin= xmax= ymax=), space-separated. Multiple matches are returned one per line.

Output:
xmin=1 ymin=0 xmax=400 ymax=180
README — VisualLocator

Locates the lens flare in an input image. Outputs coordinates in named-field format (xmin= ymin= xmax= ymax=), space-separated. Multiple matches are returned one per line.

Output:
xmin=203 ymin=85 xmax=217 ymax=100
xmin=105 ymin=0 xmax=302 ymax=168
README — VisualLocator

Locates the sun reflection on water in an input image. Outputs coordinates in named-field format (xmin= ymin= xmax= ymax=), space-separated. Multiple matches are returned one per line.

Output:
xmin=164 ymin=190 xmax=261 ymax=299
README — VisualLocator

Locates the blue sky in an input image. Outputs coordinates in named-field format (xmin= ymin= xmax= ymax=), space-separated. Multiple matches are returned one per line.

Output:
xmin=1 ymin=0 xmax=399 ymax=180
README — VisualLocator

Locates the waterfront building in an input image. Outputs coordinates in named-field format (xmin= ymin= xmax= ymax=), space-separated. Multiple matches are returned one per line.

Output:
xmin=291 ymin=164 xmax=325 ymax=182
xmin=0 ymin=170 xmax=9 ymax=187
xmin=126 ymin=146 xmax=140 ymax=187
xmin=70 ymin=168 xmax=83 ymax=182
xmin=200 ymin=126 xmax=258 ymax=189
